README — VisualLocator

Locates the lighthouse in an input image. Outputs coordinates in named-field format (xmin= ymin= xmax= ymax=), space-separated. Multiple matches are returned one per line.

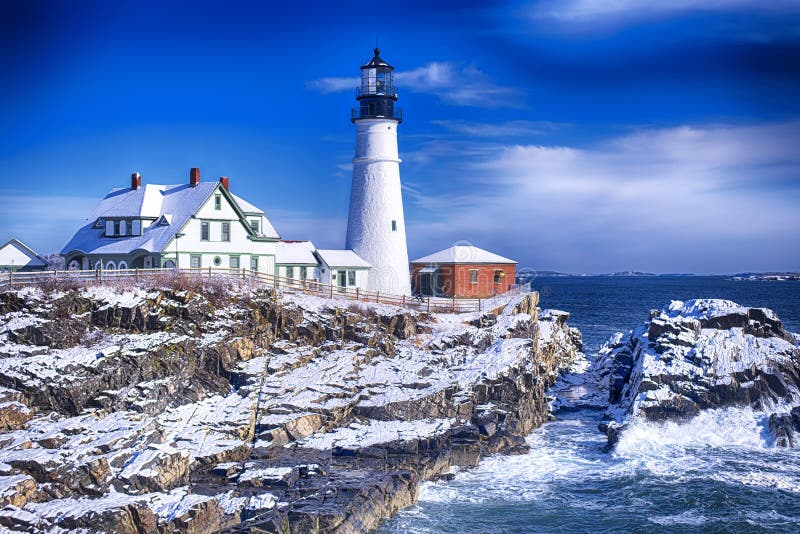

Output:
xmin=345 ymin=48 xmax=411 ymax=295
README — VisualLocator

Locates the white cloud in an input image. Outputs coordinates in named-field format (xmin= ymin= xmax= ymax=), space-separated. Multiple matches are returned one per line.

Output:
xmin=306 ymin=76 xmax=358 ymax=94
xmin=529 ymin=0 xmax=800 ymax=26
xmin=404 ymin=122 xmax=800 ymax=273
xmin=308 ymin=62 xmax=520 ymax=108
xmin=430 ymin=120 xmax=563 ymax=138
xmin=0 ymin=192 xmax=98 ymax=255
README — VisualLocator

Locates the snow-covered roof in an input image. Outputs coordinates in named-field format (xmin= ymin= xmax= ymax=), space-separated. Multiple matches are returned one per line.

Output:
xmin=62 ymin=182 xmax=279 ymax=255
xmin=276 ymin=241 xmax=318 ymax=265
xmin=315 ymin=249 xmax=371 ymax=269
xmin=0 ymin=239 xmax=47 ymax=267
xmin=411 ymin=245 xmax=516 ymax=265
xmin=229 ymin=193 xmax=280 ymax=239
xmin=232 ymin=194 xmax=263 ymax=214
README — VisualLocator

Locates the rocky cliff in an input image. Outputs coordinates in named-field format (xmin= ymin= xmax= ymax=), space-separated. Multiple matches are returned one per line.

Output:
xmin=0 ymin=283 xmax=581 ymax=533
xmin=592 ymin=299 xmax=800 ymax=447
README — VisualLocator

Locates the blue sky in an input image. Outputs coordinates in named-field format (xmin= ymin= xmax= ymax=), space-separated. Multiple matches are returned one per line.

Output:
xmin=1 ymin=0 xmax=799 ymax=274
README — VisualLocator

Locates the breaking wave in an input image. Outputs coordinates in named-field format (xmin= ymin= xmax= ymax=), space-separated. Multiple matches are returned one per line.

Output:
xmin=380 ymin=407 xmax=800 ymax=533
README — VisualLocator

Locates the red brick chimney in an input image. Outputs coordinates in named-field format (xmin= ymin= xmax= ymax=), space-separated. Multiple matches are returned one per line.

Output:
xmin=131 ymin=172 xmax=141 ymax=190
xmin=189 ymin=167 xmax=200 ymax=187
xmin=219 ymin=176 xmax=230 ymax=191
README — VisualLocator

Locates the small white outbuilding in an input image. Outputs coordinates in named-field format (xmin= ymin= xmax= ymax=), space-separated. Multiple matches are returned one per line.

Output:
xmin=0 ymin=239 xmax=47 ymax=272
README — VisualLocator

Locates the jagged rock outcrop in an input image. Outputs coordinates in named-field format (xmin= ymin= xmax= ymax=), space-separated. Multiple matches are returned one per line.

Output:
xmin=595 ymin=299 xmax=800 ymax=448
xmin=0 ymin=284 xmax=580 ymax=532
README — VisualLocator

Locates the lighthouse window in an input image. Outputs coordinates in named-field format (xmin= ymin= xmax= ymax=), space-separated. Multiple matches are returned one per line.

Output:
xmin=368 ymin=102 xmax=375 ymax=115
xmin=391 ymin=220 xmax=397 ymax=231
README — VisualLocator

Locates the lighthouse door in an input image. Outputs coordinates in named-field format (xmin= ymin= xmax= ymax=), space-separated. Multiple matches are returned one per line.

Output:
xmin=337 ymin=270 xmax=347 ymax=290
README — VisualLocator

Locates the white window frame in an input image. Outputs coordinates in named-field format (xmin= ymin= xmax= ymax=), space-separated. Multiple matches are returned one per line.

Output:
xmin=214 ymin=195 xmax=222 ymax=210
xmin=221 ymin=222 xmax=230 ymax=242
xmin=250 ymin=256 xmax=258 ymax=271
xmin=347 ymin=270 xmax=356 ymax=286
xmin=470 ymin=269 xmax=478 ymax=285
xmin=229 ymin=255 xmax=239 ymax=269
xmin=190 ymin=255 xmax=201 ymax=269
xmin=200 ymin=221 xmax=210 ymax=241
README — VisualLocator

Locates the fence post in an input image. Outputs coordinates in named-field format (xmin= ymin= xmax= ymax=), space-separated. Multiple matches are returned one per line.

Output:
xmin=376 ymin=291 xmax=380 ymax=304
xmin=356 ymin=288 xmax=359 ymax=301
xmin=8 ymin=270 xmax=12 ymax=288
xmin=478 ymin=298 xmax=481 ymax=312
xmin=401 ymin=294 xmax=405 ymax=307
xmin=330 ymin=283 xmax=333 ymax=299
xmin=427 ymin=296 xmax=430 ymax=313
xmin=452 ymin=297 xmax=455 ymax=313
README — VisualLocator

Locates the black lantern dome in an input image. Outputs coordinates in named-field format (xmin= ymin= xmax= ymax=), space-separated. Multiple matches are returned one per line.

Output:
xmin=352 ymin=48 xmax=402 ymax=123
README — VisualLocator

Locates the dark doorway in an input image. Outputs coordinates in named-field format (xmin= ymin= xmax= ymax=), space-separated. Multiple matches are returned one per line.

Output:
xmin=420 ymin=273 xmax=433 ymax=296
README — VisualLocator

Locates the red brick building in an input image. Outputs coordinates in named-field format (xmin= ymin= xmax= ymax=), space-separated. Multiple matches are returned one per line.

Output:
xmin=410 ymin=245 xmax=516 ymax=298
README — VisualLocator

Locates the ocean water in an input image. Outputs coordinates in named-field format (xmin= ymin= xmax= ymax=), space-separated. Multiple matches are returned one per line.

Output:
xmin=378 ymin=276 xmax=800 ymax=533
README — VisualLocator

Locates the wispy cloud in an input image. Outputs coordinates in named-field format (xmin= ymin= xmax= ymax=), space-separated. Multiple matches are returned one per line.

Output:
xmin=306 ymin=76 xmax=357 ymax=94
xmin=430 ymin=120 xmax=565 ymax=138
xmin=0 ymin=191 xmax=98 ymax=254
xmin=308 ymin=62 xmax=521 ymax=108
xmin=403 ymin=121 xmax=800 ymax=273
xmin=527 ymin=0 xmax=800 ymax=27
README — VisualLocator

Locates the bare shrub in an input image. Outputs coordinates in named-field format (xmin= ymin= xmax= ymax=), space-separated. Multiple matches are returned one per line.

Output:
xmin=346 ymin=302 xmax=379 ymax=320
xmin=33 ymin=274 xmax=84 ymax=295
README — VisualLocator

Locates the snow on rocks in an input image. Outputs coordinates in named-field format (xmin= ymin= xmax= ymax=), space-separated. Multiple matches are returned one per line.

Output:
xmin=594 ymin=299 xmax=800 ymax=448
xmin=294 ymin=418 xmax=454 ymax=451
xmin=0 ymin=285 xmax=581 ymax=532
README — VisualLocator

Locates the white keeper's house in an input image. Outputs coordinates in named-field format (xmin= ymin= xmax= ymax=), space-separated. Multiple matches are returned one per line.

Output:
xmin=60 ymin=47 xmax=422 ymax=296
xmin=60 ymin=169 xmax=373 ymax=291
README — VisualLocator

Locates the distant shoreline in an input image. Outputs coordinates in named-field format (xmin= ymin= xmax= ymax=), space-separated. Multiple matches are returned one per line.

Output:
xmin=520 ymin=272 xmax=800 ymax=280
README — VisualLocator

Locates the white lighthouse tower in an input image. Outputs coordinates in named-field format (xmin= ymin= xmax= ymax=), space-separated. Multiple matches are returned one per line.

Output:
xmin=345 ymin=48 xmax=411 ymax=295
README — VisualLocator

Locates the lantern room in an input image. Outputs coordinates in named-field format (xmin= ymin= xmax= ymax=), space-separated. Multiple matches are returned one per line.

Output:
xmin=352 ymin=48 xmax=402 ymax=122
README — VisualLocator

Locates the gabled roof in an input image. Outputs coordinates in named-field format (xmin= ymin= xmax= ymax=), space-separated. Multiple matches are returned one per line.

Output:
xmin=276 ymin=241 xmax=318 ymax=265
xmin=411 ymin=245 xmax=516 ymax=265
xmin=232 ymin=194 xmax=262 ymax=214
xmin=234 ymin=194 xmax=280 ymax=239
xmin=315 ymin=249 xmax=371 ymax=269
xmin=62 ymin=181 xmax=280 ymax=256
xmin=0 ymin=239 xmax=47 ymax=266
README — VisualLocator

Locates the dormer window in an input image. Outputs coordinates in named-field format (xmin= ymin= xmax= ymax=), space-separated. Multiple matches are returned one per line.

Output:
xmin=250 ymin=219 xmax=259 ymax=234
xmin=104 ymin=218 xmax=132 ymax=237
